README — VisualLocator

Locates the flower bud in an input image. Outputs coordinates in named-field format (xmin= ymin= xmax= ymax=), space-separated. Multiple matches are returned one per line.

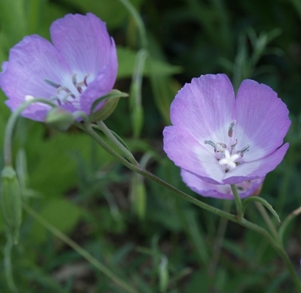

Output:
xmin=45 ymin=107 xmax=75 ymax=131
xmin=91 ymin=90 xmax=128 ymax=122
xmin=1 ymin=166 xmax=22 ymax=244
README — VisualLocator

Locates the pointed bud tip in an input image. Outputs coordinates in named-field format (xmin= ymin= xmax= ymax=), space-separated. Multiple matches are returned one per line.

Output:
xmin=90 ymin=90 xmax=128 ymax=122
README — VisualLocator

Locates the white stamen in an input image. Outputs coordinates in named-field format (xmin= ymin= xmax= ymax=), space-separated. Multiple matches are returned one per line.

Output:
xmin=219 ymin=150 xmax=240 ymax=169
xmin=25 ymin=95 xmax=34 ymax=101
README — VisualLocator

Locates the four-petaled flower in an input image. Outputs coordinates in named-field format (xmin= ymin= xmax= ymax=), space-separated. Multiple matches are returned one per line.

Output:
xmin=163 ymin=74 xmax=290 ymax=199
xmin=0 ymin=13 xmax=117 ymax=121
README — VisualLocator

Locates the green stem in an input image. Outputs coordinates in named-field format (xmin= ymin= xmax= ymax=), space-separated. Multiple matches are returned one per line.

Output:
xmin=118 ymin=0 xmax=148 ymax=49
xmin=4 ymin=99 xmax=56 ymax=166
xmin=255 ymin=202 xmax=279 ymax=241
xmin=231 ymin=184 xmax=243 ymax=221
xmin=96 ymin=121 xmax=139 ymax=166
xmin=80 ymin=123 xmax=301 ymax=292
xmin=23 ymin=203 xmax=138 ymax=293
xmin=4 ymin=228 xmax=17 ymax=292
xmin=208 ymin=200 xmax=232 ymax=276
xmin=79 ymin=124 xmax=271 ymax=235
xmin=274 ymin=244 xmax=301 ymax=292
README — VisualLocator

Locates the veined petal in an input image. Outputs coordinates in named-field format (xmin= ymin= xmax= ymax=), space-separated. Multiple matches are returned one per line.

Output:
xmin=170 ymin=74 xmax=235 ymax=144
xmin=0 ymin=35 xmax=72 ymax=121
xmin=234 ymin=79 xmax=291 ymax=160
xmin=163 ymin=126 xmax=224 ymax=184
xmin=181 ymin=169 xmax=264 ymax=199
xmin=79 ymin=40 xmax=118 ymax=114
xmin=50 ymin=13 xmax=118 ymax=77
xmin=223 ymin=143 xmax=289 ymax=184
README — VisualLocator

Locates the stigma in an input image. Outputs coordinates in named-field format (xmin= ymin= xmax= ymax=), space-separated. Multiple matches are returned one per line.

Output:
xmin=218 ymin=150 xmax=239 ymax=169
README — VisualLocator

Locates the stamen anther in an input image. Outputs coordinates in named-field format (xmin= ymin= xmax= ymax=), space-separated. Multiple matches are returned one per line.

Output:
xmin=204 ymin=140 xmax=217 ymax=151
xmin=217 ymin=142 xmax=227 ymax=149
xmin=72 ymin=73 xmax=77 ymax=86
xmin=83 ymin=74 xmax=90 ymax=86
xmin=228 ymin=120 xmax=236 ymax=137
xmin=237 ymin=144 xmax=250 ymax=157
xmin=45 ymin=79 xmax=61 ymax=88
xmin=231 ymin=139 xmax=238 ymax=149
xmin=57 ymin=86 xmax=71 ymax=94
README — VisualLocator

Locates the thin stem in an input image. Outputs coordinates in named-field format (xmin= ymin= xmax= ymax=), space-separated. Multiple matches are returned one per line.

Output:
xmin=80 ymin=122 xmax=236 ymax=221
xmin=80 ymin=123 xmax=301 ymax=292
xmin=80 ymin=123 xmax=272 ymax=236
xmin=23 ymin=203 xmax=138 ymax=293
xmin=255 ymin=202 xmax=279 ymax=241
xmin=118 ymin=0 xmax=148 ymax=49
xmin=208 ymin=200 xmax=232 ymax=276
xmin=274 ymin=244 xmax=301 ymax=292
xmin=231 ymin=184 xmax=243 ymax=221
xmin=4 ymin=99 xmax=56 ymax=166
xmin=4 ymin=228 xmax=17 ymax=292
xmin=96 ymin=121 xmax=139 ymax=166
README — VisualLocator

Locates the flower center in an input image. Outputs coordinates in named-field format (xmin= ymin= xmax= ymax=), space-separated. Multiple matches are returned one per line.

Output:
xmin=44 ymin=73 xmax=91 ymax=108
xmin=204 ymin=120 xmax=250 ymax=173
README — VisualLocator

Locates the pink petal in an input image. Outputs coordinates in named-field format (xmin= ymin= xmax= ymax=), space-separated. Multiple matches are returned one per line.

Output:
xmin=163 ymin=126 xmax=225 ymax=184
xmin=234 ymin=79 xmax=291 ymax=160
xmin=223 ymin=143 xmax=289 ymax=184
xmin=50 ymin=13 xmax=117 ymax=78
xmin=181 ymin=169 xmax=264 ymax=199
xmin=170 ymin=74 xmax=235 ymax=144
xmin=80 ymin=40 xmax=118 ymax=114
xmin=0 ymin=35 xmax=73 ymax=121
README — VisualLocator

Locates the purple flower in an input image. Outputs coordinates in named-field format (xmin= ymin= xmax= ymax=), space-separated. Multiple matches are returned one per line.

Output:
xmin=163 ymin=74 xmax=290 ymax=199
xmin=0 ymin=13 xmax=117 ymax=121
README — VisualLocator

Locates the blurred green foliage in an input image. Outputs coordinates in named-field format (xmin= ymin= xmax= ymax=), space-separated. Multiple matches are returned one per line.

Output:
xmin=0 ymin=0 xmax=301 ymax=292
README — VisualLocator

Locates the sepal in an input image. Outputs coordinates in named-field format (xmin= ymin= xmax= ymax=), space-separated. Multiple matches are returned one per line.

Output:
xmin=91 ymin=90 xmax=128 ymax=122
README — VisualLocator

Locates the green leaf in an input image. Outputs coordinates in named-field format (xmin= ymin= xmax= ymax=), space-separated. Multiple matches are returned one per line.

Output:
xmin=30 ymin=199 xmax=83 ymax=243
xmin=60 ymin=0 xmax=143 ymax=29
xmin=117 ymin=46 xmax=182 ymax=79
xmin=25 ymin=125 xmax=114 ymax=198
xmin=0 ymin=0 xmax=27 ymax=48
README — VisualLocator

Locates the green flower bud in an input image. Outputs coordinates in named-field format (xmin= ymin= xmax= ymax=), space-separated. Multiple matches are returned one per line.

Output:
xmin=45 ymin=108 xmax=75 ymax=131
xmin=1 ymin=166 xmax=22 ymax=244
xmin=91 ymin=90 xmax=128 ymax=122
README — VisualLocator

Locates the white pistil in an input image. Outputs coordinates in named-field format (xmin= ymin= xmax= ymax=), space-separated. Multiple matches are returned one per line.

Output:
xmin=219 ymin=150 xmax=240 ymax=169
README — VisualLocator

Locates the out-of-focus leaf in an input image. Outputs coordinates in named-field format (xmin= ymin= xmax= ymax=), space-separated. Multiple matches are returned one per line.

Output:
xmin=0 ymin=0 xmax=27 ymax=48
xmin=25 ymin=125 xmax=114 ymax=198
xmin=60 ymin=0 xmax=143 ymax=29
xmin=117 ymin=47 xmax=182 ymax=79
xmin=30 ymin=199 xmax=83 ymax=243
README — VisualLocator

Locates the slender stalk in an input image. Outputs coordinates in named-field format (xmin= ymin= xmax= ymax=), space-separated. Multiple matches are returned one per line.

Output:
xmin=118 ymin=0 xmax=148 ymax=49
xmin=79 ymin=122 xmax=301 ymax=292
xmin=208 ymin=200 xmax=232 ymax=276
xmin=4 ymin=99 xmax=56 ymax=166
xmin=231 ymin=184 xmax=243 ymax=221
xmin=96 ymin=121 xmax=139 ymax=166
xmin=255 ymin=202 xmax=279 ymax=241
xmin=23 ymin=203 xmax=138 ymax=293
xmin=273 ymin=244 xmax=301 ymax=292
xmin=80 ymin=123 xmax=274 ymax=237
xmin=4 ymin=228 xmax=17 ymax=292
